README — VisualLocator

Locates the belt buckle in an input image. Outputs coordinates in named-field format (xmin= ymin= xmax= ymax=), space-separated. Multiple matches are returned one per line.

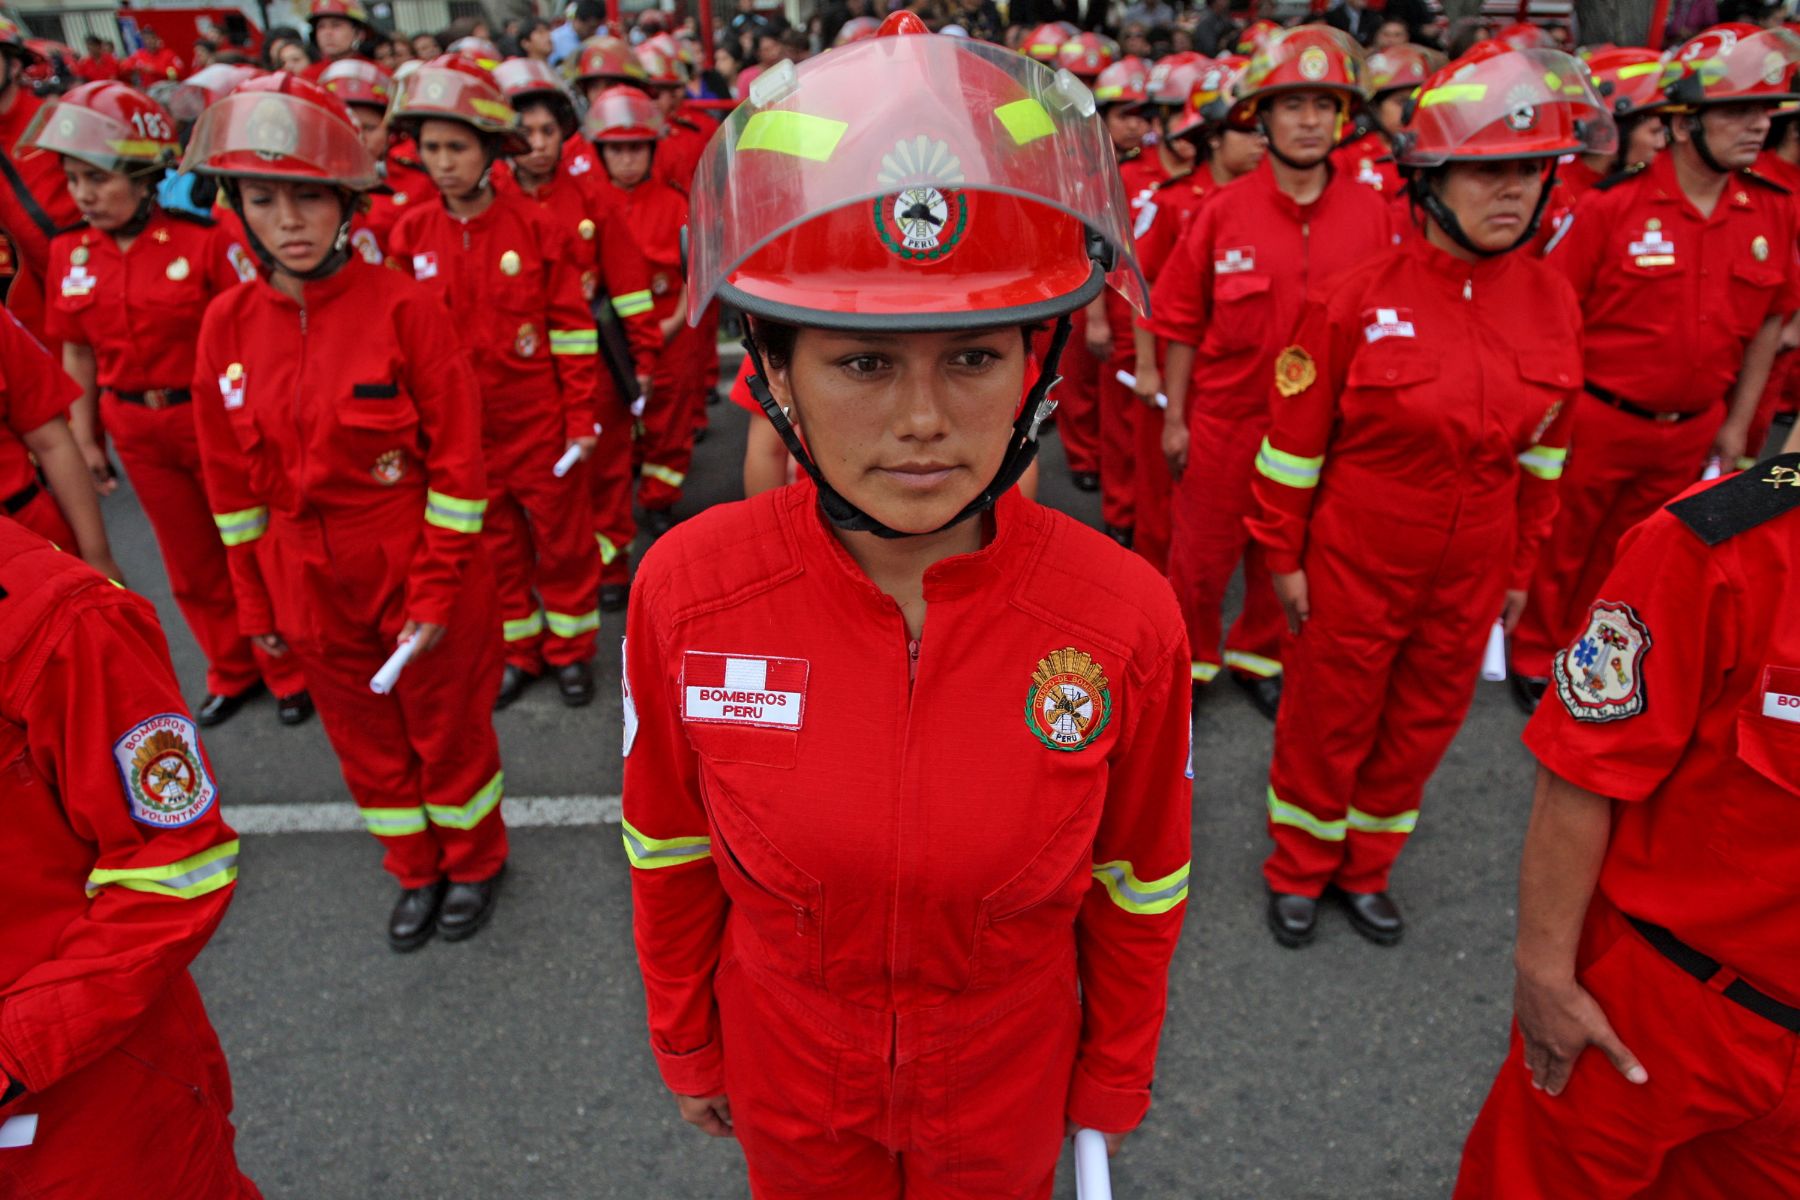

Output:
xmin=144 ymin=388 xmax=167 ymax=411
xmin=1655 ymin=411 xmax=1681 ymax=424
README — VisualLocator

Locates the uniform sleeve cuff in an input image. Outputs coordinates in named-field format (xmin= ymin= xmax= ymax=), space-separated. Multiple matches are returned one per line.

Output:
xmin=653 ymin=1039 xmax=726 ymax=1098
xmin=1263 ymin=550 xmax=1302 ymax=577
xmin=1065 ymin=1061 xmax=1150 ymax=1134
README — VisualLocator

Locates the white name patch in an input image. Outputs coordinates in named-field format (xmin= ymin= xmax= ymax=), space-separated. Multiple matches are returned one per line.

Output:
xmin=1363 ymin=306 xmax=1416 ymax=342
xmin=1763 ymin=666 xmax=1800 ymax=723
xmin=681 ymin=652 xmax=808 ymax=730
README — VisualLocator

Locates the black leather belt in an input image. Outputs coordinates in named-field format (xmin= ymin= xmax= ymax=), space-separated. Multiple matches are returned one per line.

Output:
xmin=2 ymin=480 xmax=41 ymax=515
xmin=1627 ymin=915 xmax=1800 ymax=1034
xmin=1584 ymin=382 xmax=1702 ymax=424
xmin=112 ymin=387 xmax=191 ymax=409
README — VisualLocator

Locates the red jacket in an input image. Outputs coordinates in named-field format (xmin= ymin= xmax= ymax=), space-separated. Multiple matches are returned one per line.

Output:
xmin=623 ymin=483 xmax=1192 ymax=1131
xmin=386 ymin=190 xmax=600 ymax=440
xmin=189 ymin=259 xmax=490 ymax=633
xmin=1531 ymin=156 xmax=1604 ymax=257
xmin=0 ymin=90 xmax=83 ymax=344
xmin=1134 ymin=171 xmax=1219 ymax=283
xmin=1118 ymin=146 xmax=1176 ymax=241
xmin=1249 ymin=235 xmax=1581 ymax=587
xmin=0 ymin=307 xmax=75 ymax=500
xmin=599 ymin=175 xmax=689 ymax=326
xmin=1330 ymin=130 xmax=1402 ymax=198
xmin=656 ymin=116 xmax=711 ymax=193
xmin=1145 ymin=161 xmax=1396 ymax=419
xmin=118 ymin=47 xmax=184 ymax=86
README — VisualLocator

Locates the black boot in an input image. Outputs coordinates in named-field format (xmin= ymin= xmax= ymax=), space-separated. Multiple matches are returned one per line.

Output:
xmin=195 ymin=680 xmax=266 ymax=727
xmin=556 ymin=661 xmax=595 ymax=707
xmin=276 ymin=689 xmax=314 ymax=726
xmin=1267 ymin=890 xmax=1318 ymax=948
xmin=1335 ymin=887 xmax=1405 ymax=946
xmin=439 ymin=867 xmax=504 ymax=942
xmin=1070 ymin=470 xmax=1099 ymax=493
xmin=1510 ymin=672 xmax=1548 ymax=716
xmin=600 ymin=583 xmax=630 ymax=613
xmin=495 ymin=664 xmax=536 ymax=710
xmin=1232 ymin=671 xmax=1283 ymax=721
xmin=388 ymin=880 xmax=446 ymax=952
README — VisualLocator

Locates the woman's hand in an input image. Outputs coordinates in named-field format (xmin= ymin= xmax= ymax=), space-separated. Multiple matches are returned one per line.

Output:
xmin=398 ymin=621 xmax=446 ymax=654
xmin=1065 ymin=1121 xmax=1127 ymax=1156
xmin=675 ymin=1092 xmax=734 ymax=1137
xmin=566 ymin=435 xmax=598 ymax=462
xmin=1085 ymin=318 xmax=1112 ymax=360
xmin=1500 ymin=588 xmax=1528 ymax=634
xmin=253 ymin=632 xmax=290 ymax=657
xmin=78 ymin=439 xmax=118 ymax=495
xmin=1131 ymin=364 xmax=1163 ymax=407
xmin=1161 ymin=418 xmax=1189 ymax=482
xmin=1273 ymin=570 xmax=1310 ymax=634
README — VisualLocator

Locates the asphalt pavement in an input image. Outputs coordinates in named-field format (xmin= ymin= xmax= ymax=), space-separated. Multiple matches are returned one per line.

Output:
xmin=99 ymin=374 xmax=1545 ymax=1199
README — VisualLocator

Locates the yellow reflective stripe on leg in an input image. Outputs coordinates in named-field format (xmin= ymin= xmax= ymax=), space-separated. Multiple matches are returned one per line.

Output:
xmin=1224 ymin=650 xmax=1282 ymax=678
xmin=1267 ymin=785 xmax=1345 ymax=842
xmin=549 ymin=329 xmax=599 ymax=356
xmin=596 ymin=534 xmax=619 ymax=565
xmin=1517 ymin=444 xmax=1568 ymax=481
xmin=427 ymin=770 xmax=504 ymax=831
xmin=995 ymin=97 xmax=1056 ymax=145
xmin=213 ymin=506 xmax=268 ymax=546
xmin=425 ymin=490 xmax=486 ymax=534
xmin=86 ymin=839 xmax=240 ymax=899
xmin=611 ymin=290 xmax=653 ymax=318
xmin=544 ymin=608 xmax=600 ymax=638
xmin=621 ymin=816 xmax=712 ymax=869
xmin=362 ymin=806 xmax=429 ymax=836
xmin=503 ymin=610 xmax=546 ymax=642
xmin=1254 ymin=437 xmax=1323 ymax=489
xmin=1092 ymin=859 xmax=1190 ymax=915
xmin=735 ymin=110 xmax=848 ymax=161
xmin=1348 ymin=807 xmax=1419 ymax=835
xmin=1191 ymin=661 xmax=1221 ymax=683
xmin=641 ymin=463 xmax=686 ymax=488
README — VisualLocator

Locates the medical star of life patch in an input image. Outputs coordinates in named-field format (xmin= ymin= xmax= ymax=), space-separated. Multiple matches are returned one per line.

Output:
xmin=114 ymin=713 xmax=217 ymax=827
xmin=1553 ymin=600 xmax=1652 ymax=723
xmin=681 ymin=652 xmax=808 ymax=730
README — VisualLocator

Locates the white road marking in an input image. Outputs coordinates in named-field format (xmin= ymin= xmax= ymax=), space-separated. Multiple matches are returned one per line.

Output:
xmin=228 ymin=794 xmax=622 ymax=835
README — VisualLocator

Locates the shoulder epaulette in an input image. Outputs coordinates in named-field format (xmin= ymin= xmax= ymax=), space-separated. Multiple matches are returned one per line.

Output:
xmin=1667 ymin=452 xmax=1800 ymax=545
xmin=1592 ymin=161 xmax=1647 ymax=192
xmin=1152 ymin=172 xmax=1195 ymax=193
xmin=164 ymin=208 xmax=216 ymax=228
xmin=1742 ymin=167 xmax=1791 ymax=195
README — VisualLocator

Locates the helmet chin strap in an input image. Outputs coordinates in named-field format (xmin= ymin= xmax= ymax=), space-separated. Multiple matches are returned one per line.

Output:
xmin=741 ymin=313 xmax=1074 ymax=540
xmin=222 ymin=179 xmax=357 ymax=282
xmin=1682 ymin=112 xmax=1731 ymax=175
xmin=1408 ymin=161 xmax=1558 ymax=258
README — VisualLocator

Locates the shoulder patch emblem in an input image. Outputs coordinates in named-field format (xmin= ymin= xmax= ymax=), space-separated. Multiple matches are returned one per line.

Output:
xmin=1553 ymin=601 xmax=1652 ymax=723
xmin=1274 ymin=345 xmax=1316 ymax=397
xmin=114 ymin=714 xmax=218 ymax=827
xmin=681 ymin=651 xmax=808 ymax=730
xmin=1027 ymin=647 xmax=1112 ymax=752
xmin=622 ymin=637 xmax=639 ymax=756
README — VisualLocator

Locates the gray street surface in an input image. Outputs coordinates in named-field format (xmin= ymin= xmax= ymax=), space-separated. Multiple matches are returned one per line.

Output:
xmin=102 ymin=377 xmax=1541 ymax=1199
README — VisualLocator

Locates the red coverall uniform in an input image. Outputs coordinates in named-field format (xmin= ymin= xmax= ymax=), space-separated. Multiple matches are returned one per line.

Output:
xmin=46 ymin=210 xmax=304 ymax=701
xmin=1146 ymin=160 xmax=1393 ymax=685
xmin=388 ymin=190 xmax=603 ymax=672
xmin=1748 ymin=151 xmax=1800 ymax=455
xmin=117 ymin=47 xmax=184 ymax=87
xmin=1530 ymin=156 xmax=1604 ymax=257
xmin=0 ymin=306 xmax=78 ymax=547
xmin=191 ymin=258 xmax=508 ymax=888
xmin=1250 ymin=236 xmax=1580 ymax=896
xmin=494 ymin=160 xmax=661 ymax=585
xmin=598 ymin=172 xmax=695 ymax=512
xmin=624 ymin=483 xmax=1192 ymax=1198
xmin=1511 ymin=154 xmax=1800 ymax=679
xmin=655 ymin=116 xmax=722 ymax=438
xmin=0 ymin=88 xmax=82 ymax=347
xmin=1457 ymin=457 xmax=1800 ymax=1198
xmin=1330 ymin=130 xmax=1402 ymax=197
xmin=0 ymin=518 xmax=257 ymax=1198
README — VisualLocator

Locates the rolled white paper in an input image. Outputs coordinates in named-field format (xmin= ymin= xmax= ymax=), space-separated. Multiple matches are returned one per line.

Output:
xmin=553 ymin=444 xmax=584 ymax=478
xmin=370 ymin=635 xmax=419 ymax=695
xmin=1074 ymin=1128 xmax=1113 ymax=1200
xmin=1115 ymin=369 xmax=1168 ymax=410
xmin=1700 ymin=456 xmax=1723 ymax=481
xmin=630 ymin=392 xmax=647 ymax=418
xmin=1481 ymin=619 xmax=1507 ymax=683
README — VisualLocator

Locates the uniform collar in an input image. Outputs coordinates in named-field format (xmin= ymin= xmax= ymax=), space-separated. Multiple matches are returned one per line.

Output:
xmin=1404 ymin=230 xmax=1515 ymax=291
xmin=1250 ymin=157 xmax=1335 ymax=221
xmin=1645 ymin=151 xmax=1759 ymax=221
xmin=253 ymin=254 xmax=368 ymax=310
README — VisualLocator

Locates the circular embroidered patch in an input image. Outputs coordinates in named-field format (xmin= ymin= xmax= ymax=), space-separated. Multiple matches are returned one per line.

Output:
xmin=114 ymin=714 xmax=218 ymax=828
xmin=1026 ymin=647 xmax=1112 ymax=752
xmin=873 ymin=186 xmax=969 ymax=262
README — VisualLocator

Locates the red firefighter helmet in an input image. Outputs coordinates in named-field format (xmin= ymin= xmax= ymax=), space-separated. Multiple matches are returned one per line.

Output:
xmin=449 ymin=36 xmax=502 ymax=70
xmin=1149 ymin=52 xmax=1212 ymax=106
xmin=1662 ymin=24 xmax=1800 ymax=109
xmin=1093 ymin=57 xmax=1151 ymax=106
xmin=686 ymin=12 xmax=1144 ymax=330
xmin=0 ymin=16 xmax=42 ymax=65
xmin=493 ymin=57 xmax=579 ymax=135
xmin=835 ymin=16 xmax=883 ymax=46
xmin=570 ymin=36 xmax=647 ymax=88
xmin=167 ymin=63 xmax=266 ymax=124
xmin=583 ymin=85 xmax=664 ymax=143
xmin=179 ymin=72 xmax=378 ymax=189
xmin=1169 ymin=56 xmax=1247 ymax=141
xmin=389 ymin=55 xmax=527 ymax=151
xmin=1230 ymin=24 xmax=1367 ymax=126
xmin=1492 ymin=22 xmax=1556 ymax=51
xmin=636 ymin=43 xmax=687 ymax=87
xmin=318 ymin=57 xmax=393 ymax=111
xmin=1395 ymin=47 xmax=1614 ymax=166
xmin=22 ymin=80 xmax=181 ymax=174
xmin=1235 ymin=19 xmax=1283 ymax=57
xmin=1057 ymin=32 xmax=1120 ymax=80
xmin=307 ymin=0 xmax=374 ymax=33
xmin=1364 ymin=44 xmax=1446 ymax=99
xmin=1022 ymin=23 xmax=1072 ymax=63
xmin=1583 ymin=46 xmax=1667 ymax=119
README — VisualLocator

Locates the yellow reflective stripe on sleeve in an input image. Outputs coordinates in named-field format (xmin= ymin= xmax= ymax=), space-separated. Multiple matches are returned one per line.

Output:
xmin=995 ymin=97 xmax=1056 ymax=145
xmin=641 ymin=463 xmax=686 ymax=488
xmin=1348 ymin=807 xmax=1419 ymax=835
xmin=1419 ymin=83 xmax=1486 ymax=106
xmin=1255 ymin=437 xmax=1324 ymax=489
xmin=1518 ymin=444 xmax=1568 ymax=481
xmin=621 ymin=816 xmax=712 ymax=869
xmin=1223 ymin=650 xmax=1282 ymax=678
xmin=544 ymin=608 xmax=600 ymax=638
xmin=426 ymin=770 xmax=504 ymax=831
xmin=503 ymin=610 xmax=546 ymax=642
xmin=550 ymin=329 xmax=599 ymax=356
xmin=213 ymin=506 xmax=269 ymax=546
xmin=362 ymin=806 xmax=428 ymax=836
xmin=1191 ymin=661 xmax=1220 ymax=684
xmin=1267 ymin=785 xmax=1346 ymax=842
xmin=596 ymin=534 xmax=620 ymax=565
xmin=1092 ymin=859 xmax=1190 ymax=915
xmin=425 ymin=490 xmax=486 ymax=534
xmin=86 ymin=839 xmax=240 ymax=900
xmin=735 ymin=110 xmax=848 ymax=162
xmin=611 ymin=290 xmax=653 ymax=317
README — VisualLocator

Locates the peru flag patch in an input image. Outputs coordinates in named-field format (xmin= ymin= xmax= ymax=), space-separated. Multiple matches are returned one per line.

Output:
xmin=682 ymin=652 xmax=808 ymax=730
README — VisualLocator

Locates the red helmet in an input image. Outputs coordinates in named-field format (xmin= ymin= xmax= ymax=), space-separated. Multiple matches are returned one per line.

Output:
xmin=636 ymin=43 xmax=687 ymax=87
xmin=179 ymin=72 xmax=378 ymax=189
xmin=1583 ymin=46 xmax=1667 ymax=119
xmin=168 ymin=63 xmax=266 ymax=123
xmin=1022 ymin=23 xmax=1072 ymax=63
xmin=583 ymin=85 xmax=664 ymax=143
xmin=1230 ymin=25 xmax=1366 ymax=125
xmin=1492 ymin=22 xmax=1555 ymax=51
xmin=390 ymin=55 xmax=526 ymax=150
xmin=686 ymin=12 xmax=1144 ymax=330
xmin=1149 ymin=52 xmax=1212 ymax=106
xmin=570 ymin=36 xmax=647 ymax=88
xmin=493 ymin=57 xmax=578 ymax=135
xmin=1169 ymin=56 xmax=1247 ymax=141
xmin=448 ymin=36 xmax=502 ymax=70
xmin=1396 ymin=47 xmax=1614 ymax=166
xmin=835 ymin=16 xmax=883 ymax=47
xmin=1093 ymin=57 xmax=1151 ymax=106
xmin=1235 ymin=19 xmax=1283 ymax=57
xmin=1364 ymin=44 xmax=1446 ymax=99
xmin=22 ymin=80 xmax=181 ymax=174
xmin=1057 ymin=33 xmax=1119 ymax=80
xmin=307 ymin=0 xmax=374 ymax=32
xmin=318 ymin=57 xmax=393 ymax=111
xmin=0 ymin=16 xmax=43 ymax=66
xmin=1663 ymin=25 xmax=1800 ymax=109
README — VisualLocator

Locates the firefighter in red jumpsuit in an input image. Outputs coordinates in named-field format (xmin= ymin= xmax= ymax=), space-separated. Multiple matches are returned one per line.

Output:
xmin=564 ymin=38 xmax=645 ymax=179
xmin=0 ymin=515 xmax=257 ymax=1198
xmin=1146 ymin=25 xmax=1393 ymax=715
xmin=300 ymin=0 xmax=378 ymax=84
xmin=0 ymin=19 xmax=83 ymax=349
xmin=30 ymin=81 xmax=312 ymax=729
xmin=183 ymin=74 xmax=509 ymax=950
xmin=1531 ymin=45 xmax=1668 ymax=256
xmin=1329 ymin=43 xmax=1446 ymax=198
xmin=587 ymin=87 xmax=695 ymax=534
xmin=318 ymin=58 xmax=407 ymax=253
xmin=1250 ymin=47 xmax=1601 ymax=948
xmin=624 ymin=17 xmax=1190 ymax=1197
xmin=1509 ymin=25 xmax=1800 ymax=712
xmin=1455 ymin=451 xmax=1800 ymax=1197
xmin=387 ymin=56 xmax=604 ymax=709
xmin=492 ymin=57 xmax=663 ymax=612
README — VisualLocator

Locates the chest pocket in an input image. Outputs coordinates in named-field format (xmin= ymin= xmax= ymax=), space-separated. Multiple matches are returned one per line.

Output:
xmin=966 ymin=782 xmax=1103 ymax=989
xmin=142 ymin=262 xmax=210 ymax=324
xmin=1736 ymin=667 xmax=1800 ymax=798
xmin=1346 ymin=344 xmax=1441 ymax=392
xmin=1706 ymin=666 xmax=1800 ymax=886
xmin=1513 ymin=350 xmax=1579 ymax=440
xmin=704 ymin=779 xmax=823 ymax=986
xmin=335 ymin=384 xmax=420 ymax=464
xmin=1203 ymin=272 xmax=1273 ymax=356
xmin=1725 ymin=260 xmax=1784 ymax=340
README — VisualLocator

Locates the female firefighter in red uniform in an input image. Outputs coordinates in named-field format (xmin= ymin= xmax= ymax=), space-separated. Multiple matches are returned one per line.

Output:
xmin=182 ymin=74 xmax=509 ymax=951
xmin=1248 ymin=46 xmax=1606 ymax=948
xmin=623 ymin=15 xmax=1192 ymax=1197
